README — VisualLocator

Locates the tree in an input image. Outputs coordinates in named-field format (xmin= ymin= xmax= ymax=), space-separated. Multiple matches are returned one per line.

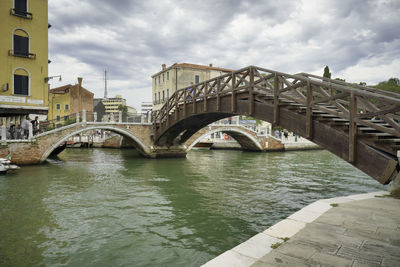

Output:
xmin=374 ymin=78 xmax=400 ymax=94
xmin=323 ymin=66 xmax=331 ymax=79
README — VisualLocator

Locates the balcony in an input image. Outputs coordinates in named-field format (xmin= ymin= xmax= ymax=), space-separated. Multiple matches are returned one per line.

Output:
xmin=10 ymin=8 xmax=33 ymax=19
xmin=9 ymin=50 xmax=36 ymax=59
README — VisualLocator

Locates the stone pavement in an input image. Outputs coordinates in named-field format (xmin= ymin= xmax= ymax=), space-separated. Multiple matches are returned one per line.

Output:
xmin=203 ymin=191 xmax=400 ymax=266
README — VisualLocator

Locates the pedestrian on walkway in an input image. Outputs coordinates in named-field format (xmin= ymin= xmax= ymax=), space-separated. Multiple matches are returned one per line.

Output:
xmin=22 ymin=116 xmax=30 ymax=138
xmin=31 ymin=116 xmax=39 ymax=135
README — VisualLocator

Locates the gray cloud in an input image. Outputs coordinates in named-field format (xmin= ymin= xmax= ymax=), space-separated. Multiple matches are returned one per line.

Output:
xmin=48 ymin=0 xmax=400 ymax=109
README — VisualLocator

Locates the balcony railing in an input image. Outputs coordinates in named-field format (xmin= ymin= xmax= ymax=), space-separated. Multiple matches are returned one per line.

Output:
xmin=10 ymin=8 xmax=33 ymax=19
xmin=8 ymin=50 xmax=36 ymax=59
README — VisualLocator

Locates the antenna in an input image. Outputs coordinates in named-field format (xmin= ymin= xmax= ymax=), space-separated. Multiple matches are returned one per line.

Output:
xmin=104 ymin=70 xmax=108 ymax=99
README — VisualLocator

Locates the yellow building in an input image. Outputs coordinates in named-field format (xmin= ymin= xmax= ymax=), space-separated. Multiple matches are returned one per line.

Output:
xmin=0 ymin=0 xmax=49 ymax=123
xmin=48 ymin=78 xmax=94 ymax=122
xmin=102 ymin=95 xmax=127 ymax=114
xmin=151 ymin=63 xmax=233 ymax=110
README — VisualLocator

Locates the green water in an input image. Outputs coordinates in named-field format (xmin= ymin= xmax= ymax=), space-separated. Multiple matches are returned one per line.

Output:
xmin=0 ymin=148 xmax=385 ymax=266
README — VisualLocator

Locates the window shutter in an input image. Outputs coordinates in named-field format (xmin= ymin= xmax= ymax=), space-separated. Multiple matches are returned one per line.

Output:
xmin=15 ymin=0 xmax=27 ymax=13
xmin=14 ymin=35 xmax=29 ymax=56
xmin=14 ymin=74 xmax=28 ymax=95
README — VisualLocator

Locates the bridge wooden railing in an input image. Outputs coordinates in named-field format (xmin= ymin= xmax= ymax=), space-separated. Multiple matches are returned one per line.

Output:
xmin=152 ymin=66 xmax=400 ymax=161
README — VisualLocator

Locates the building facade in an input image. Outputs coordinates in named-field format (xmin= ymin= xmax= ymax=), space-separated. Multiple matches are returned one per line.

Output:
xmin=151 ymin=63 xmax=233 ymax=110
xmin=0 ymin=0 xmax=49 ymax=124
xmin=102 ymin=95 xmax=127 ymax=115
xmin=48 ymin=78 xmax=94 ymax=122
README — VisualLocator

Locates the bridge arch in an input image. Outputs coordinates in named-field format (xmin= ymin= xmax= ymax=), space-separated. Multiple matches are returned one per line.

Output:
xmin=40 ymin=125 xmax=151 ymax=162
xmin=186 ymin=126 xmax=264 ymax=152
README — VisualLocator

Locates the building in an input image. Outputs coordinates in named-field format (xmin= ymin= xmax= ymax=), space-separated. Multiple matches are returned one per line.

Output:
xmin=0 ymin=0 xmax=49 ymax=124
xmin=48 ymin=78 xmax=94 ymax=122
xmin=141 ymin=101 xmax=152 ymax=122
xmin=102 ymin=95 xmax=127 ymax=115
xmin=151 ymin=63 xmax=233 ymax=110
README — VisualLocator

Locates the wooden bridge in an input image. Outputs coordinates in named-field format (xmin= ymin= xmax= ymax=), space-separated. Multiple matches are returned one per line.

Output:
xmin=152 ymin=66 xmax=400 ymax=185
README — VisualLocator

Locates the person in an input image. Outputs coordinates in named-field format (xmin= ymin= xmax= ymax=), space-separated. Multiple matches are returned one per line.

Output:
xmin=22 ymin=116 xmax=30 ymax=138
xmin=15 ymin=124 xmax=22 ymax=139
xmin=274 ymin=129 xmax=280 ymax=139
xmin=31 ymin=116 xmax=39 ymax=135
xmin=8 ymin=124 xmax=16 ymax=139
xmin=283 ymin=129 xmax=289 ymax=140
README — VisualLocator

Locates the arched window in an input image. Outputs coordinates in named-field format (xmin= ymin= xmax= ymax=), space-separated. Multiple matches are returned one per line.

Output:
xmin=13 ymin=68 xmax=29 ymax=96
xmin=14 ymin=0 xmax=27 ymax=16
xmin=13 ymin=29 xmax=29 ymax=57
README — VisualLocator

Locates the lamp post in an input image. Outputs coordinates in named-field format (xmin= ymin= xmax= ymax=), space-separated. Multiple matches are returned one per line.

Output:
xmin=44 ymin=75 xmax=62 ymax=83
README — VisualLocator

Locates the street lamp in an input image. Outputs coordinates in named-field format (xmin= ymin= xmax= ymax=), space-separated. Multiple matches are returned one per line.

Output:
xmin=44 ymin=75 xmax=62 ymax=83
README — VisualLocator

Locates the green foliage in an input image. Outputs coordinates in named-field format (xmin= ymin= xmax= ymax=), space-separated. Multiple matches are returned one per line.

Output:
xmin=323 ymin=66 xmax=331 ymax=79
xmin=271 ymin=242 xmax=282 ymax=249
xmin=282 ymin=237 xmax=290 ymax=242
xmin=64 ymin=117 xmax=76 ymax=126
xmin=273 ymin=126 xmax=284 ymax=132
xmin=373 ymin=78 xmax=400 ymax=94
xmin=46 ymin=125 xmax=53 ymax=131
xmin=330 ymin=203 xmax=339 ymax=207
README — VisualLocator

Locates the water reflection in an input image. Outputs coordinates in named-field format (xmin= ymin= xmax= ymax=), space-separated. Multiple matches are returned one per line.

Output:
xmin=0 ymin=148 xmax=386 ymax=266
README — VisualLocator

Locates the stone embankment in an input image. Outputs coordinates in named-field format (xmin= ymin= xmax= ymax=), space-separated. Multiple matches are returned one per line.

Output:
xmin=203 ymin=191 xmax=399 ymax=266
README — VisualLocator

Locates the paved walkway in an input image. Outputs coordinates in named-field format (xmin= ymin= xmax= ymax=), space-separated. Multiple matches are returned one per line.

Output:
xmin=203 ymin=191 xmax=400 ymax=266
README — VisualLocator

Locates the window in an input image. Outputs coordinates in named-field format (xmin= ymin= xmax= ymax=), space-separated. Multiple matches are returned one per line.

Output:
xmin=56 ymin=103 xmax=61 ymax=110
xmin=195 ymin=75 xmax=200 ymax=84
xmin=13 ymin=29 xmax=30 ymax=57
xmin=162 ymin=91 xmax=165 ymax=102
xmin=158 ymin=92 xmax=160 ymax=103
xmin=154 ymin=93 xmax=156 ymax=104
xmin=13 ymin=68 xmax=29 ymax=95
xmin=13 ymin=0 xmax=31 ymax=18
xmin=56 ymin=115 xmax=60 ymax=121
xmin=158 ymin=76 xmax=160 ymax=84
xmin=167 ymin=72 xmax=169 ymax=80
xmin=167 ymin=89 xmax=169 ymax=99
xmin=162 ymin=73 xmax=165 ymax=82
xmin=65 ymin=104 xmax=69 ymax=110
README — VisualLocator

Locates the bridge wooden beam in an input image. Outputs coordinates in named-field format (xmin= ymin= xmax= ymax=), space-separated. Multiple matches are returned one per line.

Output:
xmin=349 ymin=92 xmax=357 ymax=163
xmin=204 ymin=83 xmax=208 ymax=112
xmin=306 ymin=81 xmax=313 ymax=139
xmin=231 ymin=73 xmax=236 ymax=113
xmin=217 ymin=78 xmax=221 ymax=112
xmin=249 ymin=67 xmax=254 ymax=116
xmin=175 ymin=94 xmax=179 ymax=121
xmin=193 ymin=85 xmax=197 ymax=114
xmin=183 ymin=88 xmax=187 ymax=117
xmin=273 ymin=73 xmax=280 ymax=127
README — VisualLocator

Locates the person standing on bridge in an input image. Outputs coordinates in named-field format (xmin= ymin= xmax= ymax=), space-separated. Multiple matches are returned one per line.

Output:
xmin=31 ymin=116 xmax=39 ymax=135
xmin=22 ymin=116 xmax=30 ymax=139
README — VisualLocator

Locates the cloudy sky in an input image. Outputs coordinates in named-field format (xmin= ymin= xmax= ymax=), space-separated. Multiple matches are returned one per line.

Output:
xmin=48 ymin=0 xmax=400 ymax=111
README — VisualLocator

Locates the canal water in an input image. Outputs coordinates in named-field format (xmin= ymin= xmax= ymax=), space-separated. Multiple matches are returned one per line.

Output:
xmin=0 ymin=148 xmax=385 ymax=266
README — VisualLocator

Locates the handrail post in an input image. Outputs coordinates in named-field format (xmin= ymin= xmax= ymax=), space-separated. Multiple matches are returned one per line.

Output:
xmin=82 ymin=109 xmax=86 ymax=123
xmin=166 ymin=98 xmax=170 ymax=126
xmin=192 ymin=85 xmax=197 ymax=114
xmin=93 ymin=112 xmax=97 ymax=122
xmin=119 ymin=111 xmax=122 ymax=123
xmin=306 ymin=81 xmax=313 ymax=139
xmin=76 ymin=112 xmax=80 ymax=123
xmin=1 ymin=125 xmax=7 ymax=143
xmin=28 ymin=123 xmax=33 ymax=139
xmin=183 ymin=89 xmax=187 ymax=117
xmin=273 ymin=73 xmax=280 ymax=127
xmin=349 ymin=92 xmax=357 ymax=163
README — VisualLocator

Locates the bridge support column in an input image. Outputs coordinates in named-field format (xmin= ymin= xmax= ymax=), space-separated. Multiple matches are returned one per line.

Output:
xmin=389 ymin=151 xmax=400 ymax=198
xmin=149 ymin=146 xmax=187 ymax=158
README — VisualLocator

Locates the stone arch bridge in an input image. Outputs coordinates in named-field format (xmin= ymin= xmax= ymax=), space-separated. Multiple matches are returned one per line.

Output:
xmin=0 ymin=66 xmax=399 ymax=186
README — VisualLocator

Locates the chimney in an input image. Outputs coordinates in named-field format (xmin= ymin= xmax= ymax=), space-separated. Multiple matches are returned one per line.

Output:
xmin=209 ymin=63 xmax=213 ymax=67
xmin=78 ymin=77 xmax=83 ymax=87
xmin=162 ymin=64 xmax=166 ymax=70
